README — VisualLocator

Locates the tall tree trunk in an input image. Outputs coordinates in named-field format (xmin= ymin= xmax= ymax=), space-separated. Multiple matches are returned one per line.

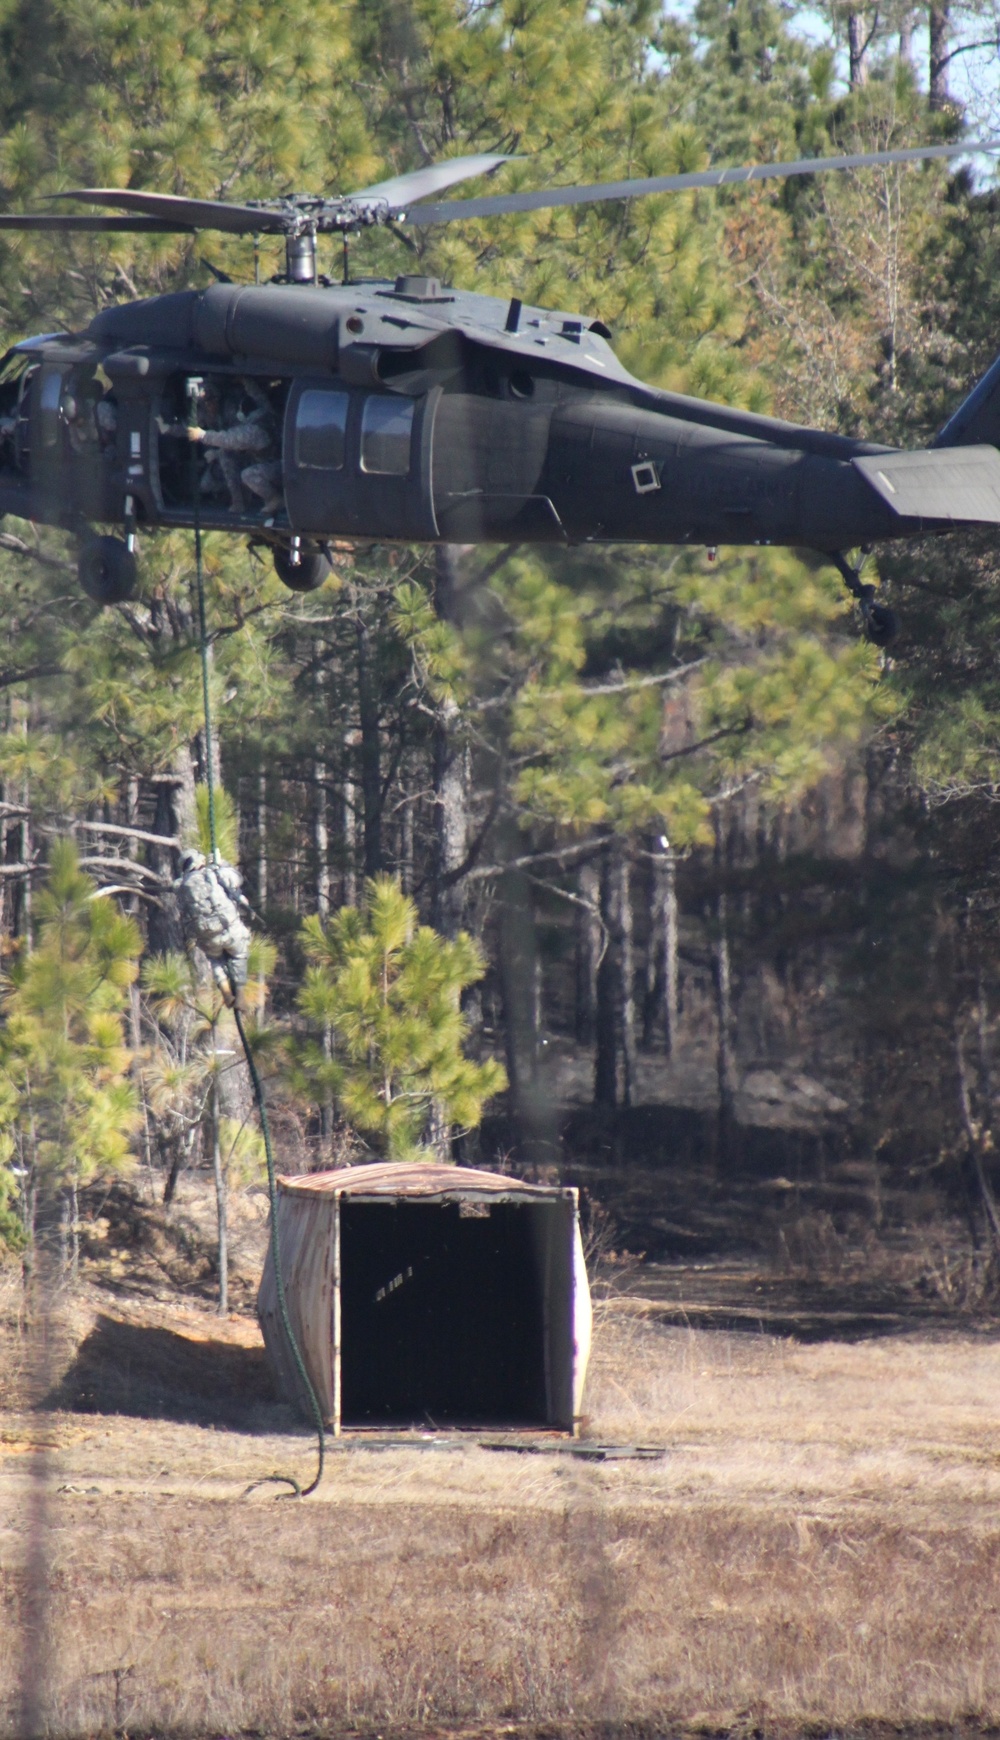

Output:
xmin=314 ymin=756 xmax=335 ymax=1148
xmin=312 ymin=663 xmax=334 ymax=1147
xmin=70 ymin=1177 xmax=79 ymax=1278
xmin=594 ymin=843 xmax=617 ymax=1108
xmin=129 ymin=981 xmax=142 ymax=1054
xmin=314 ymin=760 xmax=330 ymax=919
xmin=398 ymin=766 xmax=414 ymax=895
xmin=619 ymin=845 xmax=635 ymax=1104
xmin=313 ymin=643 xmax=332 ymax=918
xmin=210 ymin=1071 xmax=228 ymax=1316
xmin=929 ymin=0 xmax=950 ymax=108
xmin=498 ymin=850 xmax=552 ymax=1164
xmin=355 ymin=611 xmax=382 ymax=878
xmin=575 ymin=860 xmax=600 ymax=1044
xmin=147 ymin=770 xmax=189 ymax=955
xmin=162 ymin=1122 xmax=196 ymax=1207
xmin=594 ymin=838 xmax=634 ymax=1109
xmin=125 ymin=775 xmax=140 ymax=916
xmin=664 ymin=852 xmax=679 ymax=1056
xmin=847 ymin=10 xmax=870 ymax=86
xmin=712 ymin=824 xmax=738 ymax=1164
xmin=899 ymin=5 xmax=914 ymax=61
xmin=256 ymin=771 xmax=267 ymax=912
xmin=58 ymin=1189 xmax=70 ymax=1278
xmin=643 ymin=838 xmax=679 ymax=1054
xmin=431 ymin=545 xmax=471 ymax=938
xmin=255 ymin=770 xmax=268 ymax=1015
xmin=432 ymin=695 xmax=469 ymax=937
xmin=20 ymin=775 xmax=31 ymax=951
xmin=342 ymin=728 xmax=359 ymax=906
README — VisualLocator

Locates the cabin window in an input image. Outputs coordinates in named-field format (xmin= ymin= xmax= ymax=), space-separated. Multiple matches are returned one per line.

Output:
xmin=360 ymin=396 xmax=414 ymax=476
xmin=295 ymin=388 xmax=349 ymax=470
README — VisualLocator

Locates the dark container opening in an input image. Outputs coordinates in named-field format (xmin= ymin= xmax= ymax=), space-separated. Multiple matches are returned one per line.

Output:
xmin=340 ymin=1197 xmax=574 ymax=1428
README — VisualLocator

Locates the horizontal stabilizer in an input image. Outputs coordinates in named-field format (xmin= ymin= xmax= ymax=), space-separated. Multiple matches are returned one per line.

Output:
xmin=853 ymin=445 xmax=1000 ymax=523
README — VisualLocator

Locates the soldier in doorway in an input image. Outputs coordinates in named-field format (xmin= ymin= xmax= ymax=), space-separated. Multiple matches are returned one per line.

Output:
xmin=159 ymin=378 xmax=282 ymax=514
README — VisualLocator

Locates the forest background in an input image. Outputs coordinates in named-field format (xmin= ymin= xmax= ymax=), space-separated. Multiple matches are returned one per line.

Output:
xmin=2 ymin=0 xmax=1000 ymax=1300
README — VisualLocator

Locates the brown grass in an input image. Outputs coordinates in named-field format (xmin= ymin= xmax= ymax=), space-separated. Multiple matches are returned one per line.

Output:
xmin=4 ymin=1253 xmax=1000 ymax=1737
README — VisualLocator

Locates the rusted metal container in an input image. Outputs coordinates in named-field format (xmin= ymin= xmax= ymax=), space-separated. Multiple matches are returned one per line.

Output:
xmin=257 ymin=1161 xmax=592 ymax=1434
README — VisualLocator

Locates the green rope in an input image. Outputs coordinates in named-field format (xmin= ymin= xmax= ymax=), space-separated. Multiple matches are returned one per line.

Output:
xmin=188 ymin=398 xmax=324 ymax=1497
xmin=188 ymin=381 xmax=217 ymax=863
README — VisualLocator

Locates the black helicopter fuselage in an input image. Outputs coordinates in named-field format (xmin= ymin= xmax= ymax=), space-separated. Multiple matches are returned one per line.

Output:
xmin=0 ymin=274 xmax=996 ymax=574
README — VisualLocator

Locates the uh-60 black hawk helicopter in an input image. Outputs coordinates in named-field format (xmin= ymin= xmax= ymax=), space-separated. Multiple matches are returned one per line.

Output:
xmin=1 ymin=142 xmax=1000 ymax=642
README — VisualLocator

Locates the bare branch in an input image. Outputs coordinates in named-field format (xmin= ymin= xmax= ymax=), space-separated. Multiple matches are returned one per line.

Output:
xmin=71 ymin=853 xmax=168 ymax=884
xmin=0 ymin=531 xmax=70 ymax=572
xmin=0 ymin=663 xmax=64 ymax=691
xmin=466 ymin=835 xmax=603 ymax=882
xmin=938 ymin=35 xmax=1000 ymax=70
xmin=72 ymin=819 xmax=179 ymax=851
xmin=564 ymin=659 xmax=707 ymax=699
xmin=88 ymin=883 xmax=167 ymax=908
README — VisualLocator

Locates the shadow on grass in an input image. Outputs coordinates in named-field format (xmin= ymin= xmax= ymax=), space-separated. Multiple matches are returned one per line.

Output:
xmin=46 ymin=1314 xmax=292 ymax=1431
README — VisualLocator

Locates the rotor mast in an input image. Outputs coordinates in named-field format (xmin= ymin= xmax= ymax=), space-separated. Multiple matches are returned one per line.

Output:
xmin=285 ymin=229 xmax=318 ymax=283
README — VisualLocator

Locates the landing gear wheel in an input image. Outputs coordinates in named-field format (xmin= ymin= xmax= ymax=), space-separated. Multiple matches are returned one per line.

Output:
xmin=78 ymin=535 xmax=137 ymax=605
xmin=828 ymin=555 xmax=900 ymax=650
xmin=273 ymin=543 xmax=330 ymax=593
xmin=863 ymin=600 xmax=899 ymax=649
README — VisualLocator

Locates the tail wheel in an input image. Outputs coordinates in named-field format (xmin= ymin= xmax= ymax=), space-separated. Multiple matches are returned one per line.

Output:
xmin=273 ymin=542 xmax=330 ymax=593
xmin=78 ymin=535 xmax=137 ymax=605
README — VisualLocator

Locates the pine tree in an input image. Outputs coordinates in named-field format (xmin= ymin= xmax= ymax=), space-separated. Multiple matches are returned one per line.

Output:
xmin=295 ymin=876 xmax=506 ymax=1161
xmin=0 ymin=839 xmax=140 ymax=1264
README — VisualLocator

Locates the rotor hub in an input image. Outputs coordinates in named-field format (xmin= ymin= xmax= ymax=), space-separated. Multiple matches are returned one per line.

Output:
xmin=243 ymin=195 xmax=391 ymax=236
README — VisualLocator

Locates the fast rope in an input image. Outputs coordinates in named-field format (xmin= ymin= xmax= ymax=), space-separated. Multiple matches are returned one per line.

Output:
xmin=188 ymin=383 xmax=325 ymax=1497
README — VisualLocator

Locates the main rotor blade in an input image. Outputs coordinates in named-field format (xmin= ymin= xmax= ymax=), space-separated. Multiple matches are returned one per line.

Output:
xmin=0 ymin=213 xmax=194 ymax=232
xmin=51 ymin=189 xmax=291 ymax=233
xmin=351 ymin=152 xmax=517 ymax=206
xmin=404 ymin=140 xmax=1000 ymax=224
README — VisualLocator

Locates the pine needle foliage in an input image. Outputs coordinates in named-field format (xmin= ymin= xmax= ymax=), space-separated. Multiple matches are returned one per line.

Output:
xmin=0 ymin=840 xmax=141 ymax=1248
xmin=195 ymin=781 xmax=238 ymax=862
xmin=296 ymin=877 xmax=507 ymax=1162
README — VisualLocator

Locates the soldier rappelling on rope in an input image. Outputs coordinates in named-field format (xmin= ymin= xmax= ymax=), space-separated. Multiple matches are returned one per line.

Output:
xmin=174 ymin=848 xmax=252 ymax=1008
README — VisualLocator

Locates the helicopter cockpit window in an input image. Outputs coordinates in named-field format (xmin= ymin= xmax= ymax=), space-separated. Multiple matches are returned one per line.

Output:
xmin=296 ymin=389 xmax=349 ymax=470
xmin=360 ymin=397 xmax=414 ymax=477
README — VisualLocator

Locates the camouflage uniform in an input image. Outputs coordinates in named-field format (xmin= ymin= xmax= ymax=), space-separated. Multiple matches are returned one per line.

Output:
xmin=158 ymin=378 xmax=281 ymax=513
xmin=174 ymin=848 xmax=252 ymax=1005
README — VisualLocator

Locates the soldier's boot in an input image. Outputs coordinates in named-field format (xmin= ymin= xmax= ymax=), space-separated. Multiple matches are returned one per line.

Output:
xmin=224 ymin=954 xmax=249 ymax=1012
xmin=211 ymin=959 xmax=237 ymax=1008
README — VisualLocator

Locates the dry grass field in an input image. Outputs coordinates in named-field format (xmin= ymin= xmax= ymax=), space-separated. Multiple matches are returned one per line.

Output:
xmin=3 ymin=1186 xmax=1000 ymax=1738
